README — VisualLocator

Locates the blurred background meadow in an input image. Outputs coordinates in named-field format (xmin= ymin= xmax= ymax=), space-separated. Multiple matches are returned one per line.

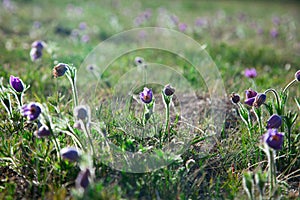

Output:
xmin=0 ymin=0 xmax=300 ymax=199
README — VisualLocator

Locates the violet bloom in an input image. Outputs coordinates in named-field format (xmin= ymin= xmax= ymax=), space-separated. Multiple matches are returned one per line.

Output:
xmin=140 ymin=87 xmax=153 ymax=104
xmin=21 ymin=102 xmax=42 ymax=121
xmin=263 ymin=129 xmax=284 ymax=150
xmin=9 ymin=75 xmax=24 ymax=92
xmin=266 ymin=114 xmax=282 ymax=129
xmin=30 ymin=48 xmax=42 ymax=61
xmin=244 ymin=68 xmax=257 ymax=78
xmin=79 ymin=22 xmax=87 ymax=30
xmin=53 ymin=63 xmax=68 ymax=78
xmin=31 ymin=40 xmax=45 ymax=51
xmin=295 ymin=70 xmax=300 ymax=82
xmin=178 ymin=23 xmax=187 ymax=32
xmin=76 ymin=168 xmax=91 ymax=189
xmin=34 ymin=125 xmax=51 ymax=138
xmin=60 ymin=147 xmax=80 ymax=162
xmin=270 ymin=28 xmax=278 ymax=38
xmin=134 ymin=57 xmax=144 ymax=66
xmin=81 ymin=34 xmax=90 ymax=43
xmin=244 ymin=88 xmax=257 ymax=106
xmin=195 ymin=18 xmax=207 ymax=27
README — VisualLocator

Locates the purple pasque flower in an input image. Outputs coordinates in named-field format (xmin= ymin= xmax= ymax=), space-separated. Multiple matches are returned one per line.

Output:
xmin=60 ymin=147 xmax=80 ymax=162
xmin=9 ymin=75 xmax=24 ymax=92
xmin=53 ymin=63 xmax=68 ymax=78
xmin=76 ymin=168 xmax=91 ymax=189
xmin=244 ymin=88 xmax=257 ymax=106
xmin=34 ymin=125 xmax=51 ymax=138
xmin=21 ymin=102 xmax=42 ymax=121
xmin=272 ymin=16 xmax=280 ymax=26
xmin=140 ymin=87 xmax=153 ymax=104
xmin=263 ymin=129 xmax=284 ymax=150
xmin=295 ymin=70 xmax=300 ymax=82
xmin=253 ymin=93 xmax=266 ymax=108
xmin=244 ymin=68 xmax=257 ymax=78
xmin=30 ymin=48 xmax=42 ymax=61
xmin=31 ymin=40 xmax=45 ymax=51
xmin=266 ymin=114 xmax=282 ymax=129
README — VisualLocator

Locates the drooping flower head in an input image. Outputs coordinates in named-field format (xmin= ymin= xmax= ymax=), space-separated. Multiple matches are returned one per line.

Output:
xmin=295 ymin=70 xmax=300 ymax=82
xmin=266 ymin=114 xmax=282 ymax=129
xmin=244 ymin=68 xmax=257 ymax=78
xmin=244 ymin=88 xmax=257 ymax=106
xmin=76 ymin=168 xmax=91 ymax=189
xmin=60 ymin=147 xmax=80 ymax=162
xmin=262 ymin=129 xmax=284 ymax=150
xmin=53 ymin=63 xmax=68 ymax=78
xmin=21 ymin=102 xmax=42 ymax=121
xmin=253 ymin=93 xmax=266 ymax=108
xmin=230 ymin=93 xmax=240 ymax=104
xmin=74 ymin=105 xmax=89 ymax=121
xmin=163 ymin=84 xmax=175 ymax=96
xmin=30 ymin=48 xmax=42 ymax=61
xmin=34 ymin=125 xmax=51 ymax=138
xmin=140 ymin=87 xmax=153 ymax=104
xmin=9 ymin=75 xmax=24 ymax=92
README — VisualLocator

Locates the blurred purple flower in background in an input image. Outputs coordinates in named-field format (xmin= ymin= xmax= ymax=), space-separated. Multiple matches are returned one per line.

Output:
xmin=270 ymin=28 xmax=278 ymax=38
xmin=178 ymin=23 xmax=187 ymax=32
xmin=263 ymin=129 xmax=284 ymax=150
xmin=244 ymin=68 xmax=257 ymax=78
xmin=76 ymin=168 xmax=91 ymax=189
xmin=272 ymin=16 xmax=280 ymax=26
xmin=195 ymin=17 xmax=207 ymax=27
xmin=21 ymin=102 xmax=42 ymax=121
xmin=30 ymin=47 xmax=42 ymax=61
xmin=9 ymin=75 xmax=24 ymax=92
xmin=81 ymin=34 xmax=90 ymax=43
xmin=78 ymin=22 xmax=87 ymax=30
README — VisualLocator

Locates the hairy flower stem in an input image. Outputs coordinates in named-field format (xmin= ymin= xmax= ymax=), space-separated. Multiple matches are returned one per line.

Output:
xmin=82 ymin=122 xmax=95 ymax=163
xmin=264 ymin=88 xmax=281 ymax=114
xmin=66 ymin=66 xmax=78 ymax=108
xmin=165 ymin=102 xmax=170 ymax=142
xmin=267 ymin=148 xmax=276 ymax=198
xmin=253 ymin=107 xmax=263 ymax=135
xmin=283 ymin=79 xmax=297 ymax=94
xmin=16 ymin=93 xmax=23 ymax=107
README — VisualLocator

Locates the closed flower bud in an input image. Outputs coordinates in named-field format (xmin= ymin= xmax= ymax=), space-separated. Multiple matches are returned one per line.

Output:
xmin=34 ymin=125 xmax=51 ymax=138
xmin=253 ymin=93 xmax=266 ymax=108
xmin=266 ymin=114 xmax=282 ymax=129
xmin=53 ymin=63 xmax=68 ymax=78
xmin=60 ymin=147 xmax=80 ymax=162
xmin=295 ymin=70 xmax=300 ymax=82
xmin=76 ymin=168 xmax=91 ymax=189
xmin=163 ymin=84 xmax=175 ymax=96
xmin=230 ymin=93 xmax=240 ymax=104
xmin=9 ymin=75 xmax=24 ymax=92
xmin=74 ymin=105 xmax=89 ymax=121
